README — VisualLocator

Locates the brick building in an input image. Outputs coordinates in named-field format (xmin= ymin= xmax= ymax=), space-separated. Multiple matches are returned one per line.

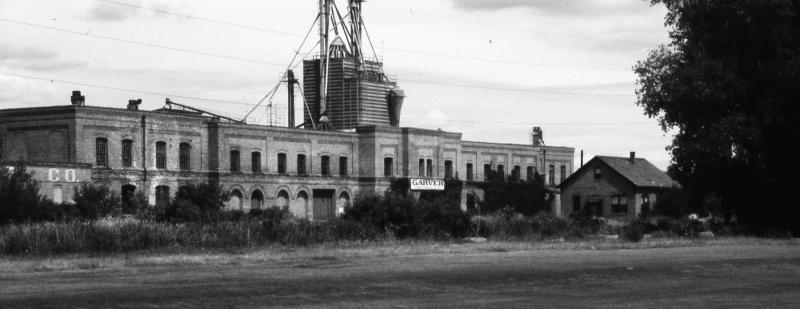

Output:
xmin=0 ymin=95 xmax=574 ymax=219
xmin=558 ymin=153 xmax=680 ymax=218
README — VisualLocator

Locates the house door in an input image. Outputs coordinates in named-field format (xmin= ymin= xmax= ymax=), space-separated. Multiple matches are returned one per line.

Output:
xmin=587 ymin=199 xmax=604 ymax=216
xmin=312 ymin=189 xmax=335 ymax=220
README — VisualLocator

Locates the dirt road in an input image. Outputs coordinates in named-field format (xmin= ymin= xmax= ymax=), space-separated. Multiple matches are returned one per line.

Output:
xmin=2 ymin=243 xmax=799 ymax=308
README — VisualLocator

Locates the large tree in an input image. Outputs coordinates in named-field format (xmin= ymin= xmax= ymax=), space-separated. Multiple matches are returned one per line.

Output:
xmin=635 ymin=0 xmax=800 ymax=233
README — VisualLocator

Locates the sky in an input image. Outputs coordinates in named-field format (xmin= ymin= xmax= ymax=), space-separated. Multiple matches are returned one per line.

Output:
xmin=0 ymin=0 xmax=675 ymax=170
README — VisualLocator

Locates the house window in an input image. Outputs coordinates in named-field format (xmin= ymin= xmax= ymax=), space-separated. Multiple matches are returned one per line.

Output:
xmin=339 ymin=156 xmax=348 ymax=177
xmin=179 ymin=143 xmax=191 ymax=170
xmin=297 ymin=154 xmax=306 ymax=175
xmin=252 ymin=152 xmax=261 ymax=173
xmin=560 ymin=165 xmax=566 ymax=183
xmin=527 ymin=166 xmax=535 ymax=181
xmin=484 ymin=164 xmax=492 ymax=181
xmin=466 ymin=163 xmax=473 ymax=181
xmin=384 ymin=157 xmax=394 ymax=177
xmin=611 ymin=194 xmax=628 ymax=214
xmin=321 ymin=155 xmax=330 ymax=176
xmin=155 ymin=185 xmax=170 ymax=204
xmin=426 ymin=159 xmax=433 ymax=177
xmin=548 ymin=165 xmax=555 ymax=185
xmin=419 ymin=159 xmax=425 ymax=177
xmin=594 ymin=168 xmax=602 ymax=181
xmin=445 ymin=160 xmax=453 ymax=179
xmin=230 ymin=150 xmax=240 ymax=172
xmin=95 ymin=138 xmax=108 ymax=167
xmin=278 ymin=153 xmax=287 ymax=174
xmin=121 ymin=139 xmax=133 ymax=168
xmin=572 ymin=195 xmax=581 ymax=213
xmin=513 ymin=165 xmax=521 ymax=181
xmin=156 ymin=141 xmax=167 ymax=169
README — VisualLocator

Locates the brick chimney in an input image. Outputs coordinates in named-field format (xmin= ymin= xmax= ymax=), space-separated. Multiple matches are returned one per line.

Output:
xmin=70 ymin=91 xmax=85 ymax=106
xmin=629 ymin=151 xmax=636 ymax=163
xmin=127 ymin=99 xmax=142 ymax=111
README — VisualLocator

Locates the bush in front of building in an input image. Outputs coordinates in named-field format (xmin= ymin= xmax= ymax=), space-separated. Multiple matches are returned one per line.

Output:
xmin=476 ymin=171 xmax=550 ymax=216
xmin=0 ymin=165 xmax=61 ymax=224
xmin=156 ymin=182 xmax=229 ymax=223
xmin=72 ymin=183 xmax=121 ymax=219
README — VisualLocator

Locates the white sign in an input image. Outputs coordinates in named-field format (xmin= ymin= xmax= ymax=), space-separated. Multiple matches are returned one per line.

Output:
xmin=410 ymin=179 xmax=445 ymax=191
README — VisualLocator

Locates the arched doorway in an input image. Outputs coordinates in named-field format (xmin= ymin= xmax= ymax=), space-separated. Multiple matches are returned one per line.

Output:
xmin=276 ymin=190 xmax=290 ymax=208
xmin=336 ymin=191 xmax=351 ymax=216
xmin=295 ymin=191 xmax=309 ymax=218
xmin=251 ymin=190 xmax=264 ymax=210
xmin=121 ymin=184 xmax=137 ymax=213
xmin=229 ymin=189 xmax=243 ymax=210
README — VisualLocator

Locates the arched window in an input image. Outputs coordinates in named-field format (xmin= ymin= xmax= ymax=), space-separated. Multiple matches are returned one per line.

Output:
xmin=121 ymin=139 xmax=133 ymax=168
xmin=121 ymin=185 xmax=137 ymax=213
xmin=337 ymin=191 xmax=351 ymax=215
xmin=321 ymin=155 xmax=330 ymax=176
xmin=53 ymin=185 xmax=63 ymax=204
xmin=297 ymin=154 xmax=307 ymax=175
xmin=296 ymin=191 xmax=309 ymax=218
xmin=179 ymin=142 xmax=191 ymax=170
xmin=251 ymin=152 xmax=261 ymax=173
xmin=384 ymin=157 xmax=394 ymax=177
xmin=527 ymin=166 xmax=535 ymax=182
xmin=548 ymin=164 xmax=555 ymax=185
xmin=156 ymin=141 xmax=167 ymax=169
xmin=483 ymin=164 xmax=492 ymax=181
xmin=339 ymin=156 xmax=348 ymax=177
xmin=466 ymin=193 xmax=477 ymax=213
xmin=95 ymin=138 xmax=108 ymax=167
xmin=513 ymin=165 xmax=521 ymax=181
xmin=497 ymin=164 xmax=505 ymax=180
xmin=560 ymin=165 xmax=567 ymax=183
xmin=277 ymin=153 xmax=287 ymax=174
xmin=230 ymin=150 xmax=240 ymax=172
xmin=251 ymin=190 xmax=264 ymax=209
xmin=419 ymin=159 xmax=425 ymax=177
xmin=426 ymin=159 xmax=433 ymax=177
xmin=466 ymin=163 xmax=474 ymax=181
xmin=229 ymin=189 xmax=243 ymax=210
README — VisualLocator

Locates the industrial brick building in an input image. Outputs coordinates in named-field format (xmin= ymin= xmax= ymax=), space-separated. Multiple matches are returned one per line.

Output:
xmin=0 ymin=0 xmax=575 ymax=220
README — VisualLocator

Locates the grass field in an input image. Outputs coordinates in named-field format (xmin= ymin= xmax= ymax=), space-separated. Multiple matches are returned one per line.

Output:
xmin=1 ymin=238 xmax=799 ymax=308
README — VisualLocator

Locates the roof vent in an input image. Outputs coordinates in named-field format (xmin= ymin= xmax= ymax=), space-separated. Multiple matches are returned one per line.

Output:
xmin=70 ymin=90 xmax=85 ymax=106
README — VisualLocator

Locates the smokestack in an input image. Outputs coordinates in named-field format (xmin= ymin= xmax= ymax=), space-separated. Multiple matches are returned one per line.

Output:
xmin=287 ymin=70 xmax=297 ymax=128
xmin=629 ymin=151 xmax=636 ymax=163
xmin=70 ymin=91 xmax=85 ymax=106
xmin=127 ymin=99 xmax=142 ymax=111
xmin=388 ymin=87 xmax=405 ymax=127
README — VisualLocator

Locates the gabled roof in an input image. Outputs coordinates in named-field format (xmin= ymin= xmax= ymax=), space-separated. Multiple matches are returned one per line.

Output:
xmin=560 ymin=155 xmax=680 ymax=190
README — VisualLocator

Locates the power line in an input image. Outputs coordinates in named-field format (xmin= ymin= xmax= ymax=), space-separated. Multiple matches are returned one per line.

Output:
xmin=91 ymin=1 xmax=636 ymax=72
xmin=403 ymin=116 xmax=652 ymax=127
xmin=396 ymin=78 xmax=633 ymax=96
xmin=94 ymin=0 xmax=304 ymax=37
xmin=0 ymin=17 xmax=285 ymax=66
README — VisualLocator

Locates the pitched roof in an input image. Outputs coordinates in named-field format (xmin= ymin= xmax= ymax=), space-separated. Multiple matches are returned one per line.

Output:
xmin=594 ymin=156 xmax=680 ymax=189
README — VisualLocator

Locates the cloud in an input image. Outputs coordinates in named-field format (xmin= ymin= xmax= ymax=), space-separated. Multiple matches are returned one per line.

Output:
xmin=0 ymin=43 xmax=85 ymax=71
xmin=449 ymin=0 xmax=650 ymax=16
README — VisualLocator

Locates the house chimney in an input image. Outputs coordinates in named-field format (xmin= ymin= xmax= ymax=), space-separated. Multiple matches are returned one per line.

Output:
xmin=580 ymin=150 xmax=584 ymax=167
xmin=70 ymin=90 xmax=85 ymax=106
xmin=127 ymin=99 xmax=142 ymax=111
xmin=532 ymin=127 xmax=544 ymax=146
xmin=629 ymin=151 xmax=636 ymax=163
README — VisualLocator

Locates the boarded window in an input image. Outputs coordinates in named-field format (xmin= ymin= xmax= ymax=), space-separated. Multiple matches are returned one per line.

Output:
xmin=179 ymin=143 xmax=191 ymax=170
xmin=230 ymin=150 xmax=240 ymax=172
xmin=53 ymin=186 xmax=63 ymax=204
xmin=297 ymin=154 xmax=306 ymax=175
xmin=321 ymin=155 xmax=330 ymax=176
xmin=611 ymin=195 xmax=628 ymax=214
xmin=252 ymin=152 xmax=261 ymax=173
xmin=445 ymin=160 xmax=453 ymax=179
xmin=384 ymin=157 xmax=394 ymax=177
xmin=339 ymin=156 xmax=348 ymax=177
xmin=278 ymin=153 xmax=287 ymax=174
xmin=156 ymin=141 xmax=167 ymax=169
xmin=95 ymin=138 xmax=108 ymax=167
xmin=122 ymin=139 xmax=133 ymax=168
xmin=466 ymin=163 xmax=473 ymax=181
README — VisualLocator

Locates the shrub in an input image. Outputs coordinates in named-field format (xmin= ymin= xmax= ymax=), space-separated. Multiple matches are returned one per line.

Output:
xmin=161 ymin=182 xmax=229 ymax=222
xmin=73 ymin=183 xmax=121 ymax=219
xmin=0 ymin=164 xmax=50 ymax=223
xmin=622 ymin=220 xmax=647 ymax=242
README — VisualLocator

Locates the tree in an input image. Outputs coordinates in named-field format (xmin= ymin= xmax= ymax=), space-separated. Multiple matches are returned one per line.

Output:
xmin=164 ymin=182 xmax=229 ymax=222
xmin=0 ymin=165 xmax=47 ymax=223
xmin=634 ymin=0 xmax=800 ymax=233
xmin=73 ymin=183 xmax=121 ymax=219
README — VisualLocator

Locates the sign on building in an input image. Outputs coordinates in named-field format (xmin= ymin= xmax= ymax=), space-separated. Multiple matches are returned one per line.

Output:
xmin=410 ymin=178 xmax=445 ymax=191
